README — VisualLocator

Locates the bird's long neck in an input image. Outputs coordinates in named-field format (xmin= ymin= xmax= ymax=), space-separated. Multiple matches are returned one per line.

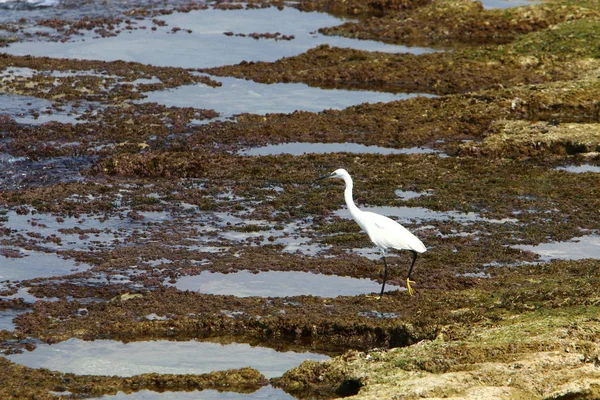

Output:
xmin=343 ymin=175 xmax=363 ymax=223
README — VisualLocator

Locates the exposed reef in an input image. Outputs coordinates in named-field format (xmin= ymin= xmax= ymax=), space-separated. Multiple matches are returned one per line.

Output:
xmin=1 ymin=0 xmax=600 ymax=398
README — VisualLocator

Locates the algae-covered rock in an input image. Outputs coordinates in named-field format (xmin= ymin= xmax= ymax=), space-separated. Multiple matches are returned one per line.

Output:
xmin=319 ymin=0 xmax=600 ymax=47
xmin=0 ymin=359 xmax=267 ymax=399
xmin=546 ymin=381 xmax=600 ymax=400
xmin=4 ymin=1 xmax=600 ymax=399
xmin=275 ymin=307 xmax=600 ymax=399
xmin=460 ymin=120 xmax=600 ymax=158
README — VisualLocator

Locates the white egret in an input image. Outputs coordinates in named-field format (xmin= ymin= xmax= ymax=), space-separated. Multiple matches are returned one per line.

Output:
xmin=315 ymin=168 xmax=426 ymax=297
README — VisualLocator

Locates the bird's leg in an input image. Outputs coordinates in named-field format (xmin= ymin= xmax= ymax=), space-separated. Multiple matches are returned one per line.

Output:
xmin=406 ymin=251 xmax=418 ymax=296
xmin=380 ymin=255 xmax=389 ymax=299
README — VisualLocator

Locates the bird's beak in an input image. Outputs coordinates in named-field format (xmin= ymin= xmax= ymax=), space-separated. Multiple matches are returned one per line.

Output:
xmin=313 ymin=172 xmax=334 ymax=184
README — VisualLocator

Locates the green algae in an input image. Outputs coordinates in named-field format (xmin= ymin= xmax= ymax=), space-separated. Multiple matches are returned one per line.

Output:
xmin=319 ymin=0 xmax=600 ymax=47
xmin=293 ymin=0 xmax=431 ymax=17
xmin=2 ymin=1 xmax=600 ymax=399
xmin=459 ymin=120 xmax=600 ymax=158
xmin=0 ymin=54 xmax=221 ymax=102
xmin=509 ymin=19 xmax=600 ymax=59
xmin=11 ymin=258 xmax=600 ymax=355
xmin=203 ymin=43 xmax=570 ymax=95
xmin=0 ymin=359 xmax=267 ymax=399
xmin=90 ymin=151 xmax=600 ymax=239
xmin=203 ymin=6 xmax=600 ymax=95
xmin=274 ymin=304 xmax=600 ymax=399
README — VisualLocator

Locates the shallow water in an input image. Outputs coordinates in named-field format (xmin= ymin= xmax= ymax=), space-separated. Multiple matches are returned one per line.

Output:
xmin=0 ymin=287 xmax=57 ymax=304
xmin=142 ymin=77 xmax=427 ymax=116
xmin=0 ymin=0 xmax=540 ymax=15
xmin=0 ymin=1 xmax=562 ymax=397
xmin=0 ymin=0 xmax=58 ymax=10
xmin=99 ymin=386 xmax=295 ymax=400
xmin=1 ymin=204 xmax=325 ymax=273
xmin=5 ymin=7 xmax=435 ymax=69
xmin=0 ymin=0 xmax=218 ymax=22
xmin=479 ymin=0 xmax=540 ymax=8
xmin=0 ymin=309 xmax=27 ymax=331
xmin=240 ymin=142 xmax=439 ymax=156
xmin=200 ymin=212 xmax=324 ymax=255
xmin=555 ymin=164 xmax=600 ymax=173
xmin=514 ymin=234 xmax=600 ymax=261
xmin=334 ymin=205 xmax=518 ymax=224
xmin=1 ymin=209 xmax=168 ymax=251
xmin=0 ymin=155 xmax=92 ymax=190
xmin=0 ymin=93 xmax=84 ymax=125
xmin=6 ymin=338 xmax=329 ymax=379
xmin=166 ymin=270 xmax=400 ymax=297
xmin=0 ymin=249 xmax=90 ymax=282
xmin=395 ymin=189 xmax=433 ymax=200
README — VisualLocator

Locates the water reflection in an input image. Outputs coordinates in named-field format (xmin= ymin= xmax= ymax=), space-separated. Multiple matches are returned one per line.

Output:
xmin=1 ymin=209 xmax=169 ymax=251
xmin=0 ymin=249 xmax=90 ymax=282
xmin=100 ymin=386 xmax=295 ymax=399
xmin=5 ymin=7 xmax=435 ymax=68
xmin=142 ymin=77 xmax=429 ymax=116
xmin=0 ymin=0 xmax=58 ymax=10
xmin=166 ymin=270 xmax=400 ymax=297
xmin=0 ymin=93 xmax=84 ymax=125
xmin=7 ymin=338 xmax=329 ymax=378
xmin=240 ymin=142 xmax=438 ymax=156
xmin=479 ymin=0 xmax=540 ymax=9
xmin=555 ymin=164 xmax=600 ymax=174
xmin=395 ymin=189 xmax=433 ymax=200
xmin=0 ymin=309 xmax=27 ymax=331
xmin=514 ymin=234 xmax=600 ymax=261
xmin=0 ymin=155 xmax=91 ymax=190
xmin=0 ymin=287 xmax=58 ymax=304
xmin=334 ymin=206 xmax=518 ymax=224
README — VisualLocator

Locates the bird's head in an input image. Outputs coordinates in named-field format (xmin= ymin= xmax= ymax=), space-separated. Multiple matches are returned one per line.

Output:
xmin=314 ymin=168 xmax=349 ymax=183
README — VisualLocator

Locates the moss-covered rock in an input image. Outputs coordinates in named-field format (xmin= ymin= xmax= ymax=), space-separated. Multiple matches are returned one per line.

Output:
xmin=319 ymin=0 xmax=600 ymax=47
xmin=459 ymin=120 xmax=600 ymax=158
xmin=275 ymin=306 xmax=600 ymax=399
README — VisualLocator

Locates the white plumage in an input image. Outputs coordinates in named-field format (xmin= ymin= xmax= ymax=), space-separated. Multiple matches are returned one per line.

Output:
xmin=316 ymin=168 xmax=426 ymax=297
xmin=357 ymin=211 xmax=426 ymax=254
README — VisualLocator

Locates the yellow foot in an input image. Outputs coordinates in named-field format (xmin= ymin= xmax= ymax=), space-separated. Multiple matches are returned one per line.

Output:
xmin=406 ymin=278 xmax=416 ymax=296
xmin=365 ymin=294 xmax=382 ymax=300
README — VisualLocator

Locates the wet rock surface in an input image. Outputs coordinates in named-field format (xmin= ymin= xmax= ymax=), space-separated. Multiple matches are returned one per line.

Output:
xmin=318 ymin=0 xmax=600 ymax=47
xmin=1 ymin=0 xmax=600 ymax=398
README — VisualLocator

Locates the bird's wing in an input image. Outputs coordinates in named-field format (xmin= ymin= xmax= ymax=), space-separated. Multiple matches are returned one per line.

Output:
xmin=367 ymin=212 xmax=426 ymax=253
